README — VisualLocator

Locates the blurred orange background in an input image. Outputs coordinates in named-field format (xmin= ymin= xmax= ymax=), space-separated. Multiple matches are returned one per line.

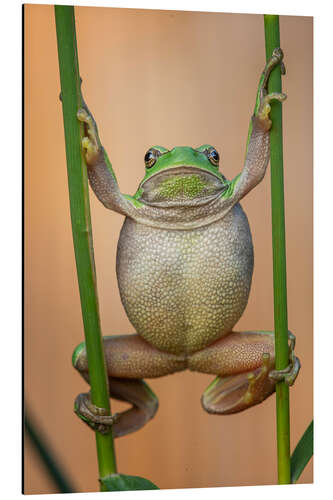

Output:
xmin=24 ymin=4 xmax=313 ymax=494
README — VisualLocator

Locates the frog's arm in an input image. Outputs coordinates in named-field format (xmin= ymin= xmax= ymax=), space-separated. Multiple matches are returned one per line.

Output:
xmin=77 ymin=105 xmax=141 ymax=216
xmin=222 ymin=48 xmax=286 ymax=203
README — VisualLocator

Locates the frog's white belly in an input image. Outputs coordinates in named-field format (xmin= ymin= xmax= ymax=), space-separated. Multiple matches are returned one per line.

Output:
xmin=116 ymin=203 xmax=254 ymax=355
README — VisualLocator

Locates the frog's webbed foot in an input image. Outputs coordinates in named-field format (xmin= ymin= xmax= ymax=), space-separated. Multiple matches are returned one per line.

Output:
xmin=256 ymin=91 xmax=287 ymax=130
xmin=77 ymin=106 xmax=102 ymax=165
xmin=255 ymin=47 xmax=287 ymax=130
xmin=74 ymin=378 xmax=159 ymax=437
xmin=189 ymin=330 xmax=300 ymax=415
xmin=201 ymin=352 xmax=276 ymax=415
xmin=269 ymin=331 xmax=301 ymax=386
xmin=74 ymin=392 xmax=119 ymax=435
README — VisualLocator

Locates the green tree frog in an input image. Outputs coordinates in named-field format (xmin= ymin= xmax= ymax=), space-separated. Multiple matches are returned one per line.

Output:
xmin=72 ymin=48 xmax=300 ymax=437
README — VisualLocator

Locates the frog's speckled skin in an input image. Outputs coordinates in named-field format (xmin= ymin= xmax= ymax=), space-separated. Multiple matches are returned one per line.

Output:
xmin=72 ymin=49 xmax=300 ymax=438
xmin=117 ymin=204 xmax=253 ymax=355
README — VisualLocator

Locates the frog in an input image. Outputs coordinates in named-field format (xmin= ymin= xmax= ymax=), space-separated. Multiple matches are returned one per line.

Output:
xmin=72 ymin=48 xmax=300 ymax=437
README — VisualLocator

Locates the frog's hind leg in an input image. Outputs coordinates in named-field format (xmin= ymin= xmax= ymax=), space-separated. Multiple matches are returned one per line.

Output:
xmin=73 ymin=334 xmax=186 ymax=436
xmin=188 ymin=330 xmax=300 ymax=414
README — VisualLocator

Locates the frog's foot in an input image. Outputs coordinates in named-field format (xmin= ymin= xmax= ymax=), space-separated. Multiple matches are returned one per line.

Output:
xmin=201 ymin=352 xmax=276 ymax=414
xmin=202 ymin=348 xmax=300 ymax=415
xmin=188 ymin=330 xmax=300 ymax=414
xmin=254 ymin=47 xmax=287 ymax=130
xmin=73 ymin=379 xmax=159 ymax=437
xmin=77 ymin=107 xmax=101 ymax=165
xmin=74 ymin=392 xmax=119 ymax=435
xmin=256 ymin=91 xmax=287 ymax=129
xmin=261 ymin=48 xmax=286 ymax=89
xmin=269 ymin=331 xmax=301 ymax=386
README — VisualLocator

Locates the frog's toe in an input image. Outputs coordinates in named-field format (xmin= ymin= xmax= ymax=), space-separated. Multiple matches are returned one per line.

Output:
xmin=263 ymin=47 xmax=285 ymax=83
xmin=257 ymin=92 xmax=287 ymax=124
xmin=74 ymin=392 xmax=119 ymax=435
xmin=201 ymin=354 xmax=276 ymax=414
xmin=77 ymin=107 xmax=90 ymax=123
xmin=77 ymin=108 xmax=101 ymax=164
xmin=270 ymin=47 xmax=285 ymax=75
xmin=271 ymin=47 xmax=284 ymax=66
xmin=81 ymin=136 xmax=99 ymax=158
xmin=269 ymin=355 xmax=301 ymax=386
xmin=268 ymin=330 xmax=301 ymax=386
xmin=77 ymin=107 xmax=99 ymax=141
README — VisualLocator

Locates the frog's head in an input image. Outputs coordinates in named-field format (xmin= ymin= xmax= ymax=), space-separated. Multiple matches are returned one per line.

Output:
xmin=135 ymin=145 xmax=228 ymax=206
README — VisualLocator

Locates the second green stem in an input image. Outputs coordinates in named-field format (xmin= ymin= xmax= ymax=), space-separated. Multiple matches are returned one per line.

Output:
xmin=264 ymin=14 xmax=291 ymax=484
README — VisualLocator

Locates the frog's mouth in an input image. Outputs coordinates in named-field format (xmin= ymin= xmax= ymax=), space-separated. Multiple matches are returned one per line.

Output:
xmin=139 ymin=166 xmax=227 ymax=207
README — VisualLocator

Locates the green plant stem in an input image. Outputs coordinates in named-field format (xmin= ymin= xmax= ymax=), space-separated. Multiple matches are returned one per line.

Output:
xmin=25 ymin=410 xmax=75 ymax=493
xmin=264 ymin=14 xmax=291 ymax=485
xmin=54 ymin=5 xmax=117 ymax=487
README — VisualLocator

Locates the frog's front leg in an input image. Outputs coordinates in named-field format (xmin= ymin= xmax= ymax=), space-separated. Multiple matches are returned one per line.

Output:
xmin=188 ymin=331 xmax=300 ymax=414
xmin=226 ymin=48 xmax=286 ymax=204
xmin=72 ymin=334 xmax=186 ymax=436
xmin=76 ymin=103 xmax=134 ymax=216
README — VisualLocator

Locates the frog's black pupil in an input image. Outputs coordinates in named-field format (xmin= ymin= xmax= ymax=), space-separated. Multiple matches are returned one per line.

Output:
xmin=145 ymin=151 xmax=153 ymax=163
xmin=210 ymin=150 xmax=219 ymax=162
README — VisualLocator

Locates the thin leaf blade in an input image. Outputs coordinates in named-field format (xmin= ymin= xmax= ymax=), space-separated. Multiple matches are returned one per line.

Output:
xmin=291 ymin=420 xmax=313 ymax=483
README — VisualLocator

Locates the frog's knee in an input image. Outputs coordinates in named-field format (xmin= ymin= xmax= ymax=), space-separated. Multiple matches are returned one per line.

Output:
xmin=72 ymin=341 xmax=87 ymax=373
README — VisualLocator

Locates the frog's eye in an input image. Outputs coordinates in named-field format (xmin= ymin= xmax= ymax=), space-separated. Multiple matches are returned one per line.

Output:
xmin=144 ymin=148 xmax=161 ymax=169
xmin=206 ymin=147 xmax=220 ymax=167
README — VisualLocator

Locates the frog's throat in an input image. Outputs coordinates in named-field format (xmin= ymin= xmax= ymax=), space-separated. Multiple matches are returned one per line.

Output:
xmin=139 ymin=166 xmax=226 ymax=207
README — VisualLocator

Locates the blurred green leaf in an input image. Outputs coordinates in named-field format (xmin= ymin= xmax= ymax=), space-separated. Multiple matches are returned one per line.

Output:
xmin=25 ymin=410 xmax=75 ymax=493
xmin=291 ymin=420 xmax=313 ymax=483
xmin=101 ymin=473 xmax=159 ymax=491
